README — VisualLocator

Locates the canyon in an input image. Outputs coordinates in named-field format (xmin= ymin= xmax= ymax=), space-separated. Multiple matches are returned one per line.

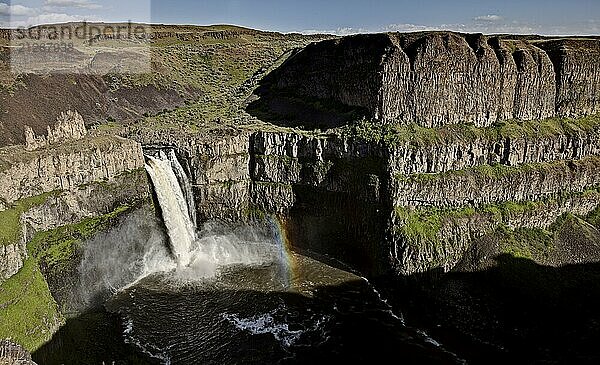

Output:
xmin=1 ymin=26 xmax=600 ymax=363
xmin=3 ymin=30 xmax=600 ymax=280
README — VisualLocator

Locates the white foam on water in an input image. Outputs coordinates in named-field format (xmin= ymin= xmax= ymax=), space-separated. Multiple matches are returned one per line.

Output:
xmin=222 ymin=311 xmax=304 ymax=347
xmin=222 ymin=305 xmax=332 ymax=348
xmin=122 ymin=315 xmax=172 ymax=365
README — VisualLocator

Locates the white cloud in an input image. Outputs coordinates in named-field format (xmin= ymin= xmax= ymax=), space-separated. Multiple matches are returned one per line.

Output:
xmin=300 ymin=26 xmax=369 ymax=36
xmin=0 ymin=3 xmax=38 ymax=16
xmin=44 ymin=0 xmax=102 ymax=10
xmin=1 ymin=12 xmax=101 ymax=28
xmin=474 ymin=14 xmax=503 ymax=22
xmin=382 ymin=23 xmax=439 ymax=32
xmin=334 ymin=27 xmax=369 ymax=35
xmin=298 ymin=15 xmax=600 ymax=37
xmin=0 ymin=1 xmax=103 ymax=28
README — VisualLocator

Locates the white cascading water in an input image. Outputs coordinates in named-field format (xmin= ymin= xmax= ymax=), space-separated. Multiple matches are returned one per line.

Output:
xmin=70 ymin=150 xmax=285 ymax=310
xmin=145 ymin=151 xmax=196 ymax=267
xmin=144 ymin=150 xmax=282 ymax=277
xmin=167 ymin=149 xmax=197 ymax=227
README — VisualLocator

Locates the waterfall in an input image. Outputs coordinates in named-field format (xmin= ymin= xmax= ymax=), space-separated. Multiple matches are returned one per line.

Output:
xmin=167 ymin=149 xmax=197 ymax=227
xmin=142 ymin=148 xmax=285 ymax=280
xmin=145 ymin=151 xmax=196 ymax=266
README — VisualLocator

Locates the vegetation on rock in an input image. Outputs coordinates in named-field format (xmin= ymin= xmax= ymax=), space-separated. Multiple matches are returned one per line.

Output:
xmin=0 ymin=204 xmax=134 ymax=351
xmin=343 ymin=113 xmax=600 ymax=147
xmin=0 ymin=192 xmax=59 ymax=247
xmin=395 ymin=187 xmax=600 ymax=257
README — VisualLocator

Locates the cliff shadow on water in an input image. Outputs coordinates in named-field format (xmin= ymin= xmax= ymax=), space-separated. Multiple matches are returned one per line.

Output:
xmin=32 ymin=279 xmax=462 ymax=365
xmin=376 ymin=255 xmax=600 ymax=365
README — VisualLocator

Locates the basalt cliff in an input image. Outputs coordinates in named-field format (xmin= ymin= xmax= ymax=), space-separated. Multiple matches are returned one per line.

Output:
xmin=2 ymin=30 xmax=600 ymax=278
xmin=262 ymin=32 xmax=600 ymax=127
xmin=133 ymin=31 xmax=600 ymax=276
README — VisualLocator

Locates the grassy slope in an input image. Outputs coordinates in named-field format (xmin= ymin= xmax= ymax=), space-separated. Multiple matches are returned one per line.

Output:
xmin=98 ymin=27 xmax=330 ymax=134
xmin=0 ymin=253 xmax=61 ymax=351
xmin=0 ymin=24 xmax=332 ymax=145
xmin=342 ymin=113 xmax=600 ymax=146
xmin=396 ymin=187 xmax=600 ymax=262
xmin=0 ymin=192 xmax=59 ymax=247
xmin=0 ymin=203 xmax=134 ymax=351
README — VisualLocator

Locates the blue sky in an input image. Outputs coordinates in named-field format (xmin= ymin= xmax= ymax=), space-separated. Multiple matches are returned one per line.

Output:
xmin=1 ymin=0 xmax=599 ymax=35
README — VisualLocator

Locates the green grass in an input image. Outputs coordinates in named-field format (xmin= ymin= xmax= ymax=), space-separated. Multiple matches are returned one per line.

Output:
xmin=29 ymin=204 xmax=132 ymax=273
xmin=343 ymin=113 xmax=600 ymax=147
xmin=497 ymin=225 xmax=554 ymax=260
xmin=0 ymin=192 xmax=60 ymax=246
xmin=396 ymin=205 xmax=477 ymax=250
xmin=0 ymin=204 xmax=134 ymax=351
xmin=116 ymin=29 xmax=335 ymax=136
xmin=0 ymin=247 xmax=63 ymax=351
xmin=395 ymin=187 xmax=600 ymax=251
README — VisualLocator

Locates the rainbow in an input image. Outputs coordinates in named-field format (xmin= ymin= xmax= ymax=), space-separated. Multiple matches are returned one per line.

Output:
xmin=268 ymin=215 xmax=298 ymax=290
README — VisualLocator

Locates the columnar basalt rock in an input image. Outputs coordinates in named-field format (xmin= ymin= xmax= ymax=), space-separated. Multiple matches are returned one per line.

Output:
xmin=388 ymin=126 xmax=600 ymax=175
xmin=538 ymin=39 xmax=600 ymax=118
xmin=394 ymin=156 xmax=600 ymax=208
xmin=510 ymin=41 xmax=556 ymax=120
xmin=0 ymin=136 xmax=145 ymax=206
xmin=271 ymin=34 xmax=388 ymax=113
xmin=382 ymin=32 xmax=518 ymax=127
xmin=267 ymin=32 xmax=599 ymax=128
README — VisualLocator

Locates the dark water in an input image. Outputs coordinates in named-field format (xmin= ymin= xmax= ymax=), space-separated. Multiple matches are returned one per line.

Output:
xmin=106 ymin=254 xmax=463 ymax=364
xmin=29 ymin=207 xmax=464 ymax=364
xmin=36 ymin=252 xmax=464 ymax=365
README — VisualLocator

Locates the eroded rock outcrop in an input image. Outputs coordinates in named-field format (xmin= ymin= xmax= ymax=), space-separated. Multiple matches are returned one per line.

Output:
xmin=0 ymin=135 xmax=144 ymax=207
xmin=0 ymin=170 xmax=149 ymax=282
xmin=0 ymin=339 xmax=37 ymax=365
xmin=24 ymin=111 xmax=87 ymax=151
xmin=0 ymin=243 xmax=25 ymax=285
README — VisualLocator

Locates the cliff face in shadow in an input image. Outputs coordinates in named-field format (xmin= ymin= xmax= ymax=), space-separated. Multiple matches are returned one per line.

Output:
xmin=379 ymin=215 xmax=600 ymax=365
xmin=383 ymin=257 xmax=600 ymax=365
